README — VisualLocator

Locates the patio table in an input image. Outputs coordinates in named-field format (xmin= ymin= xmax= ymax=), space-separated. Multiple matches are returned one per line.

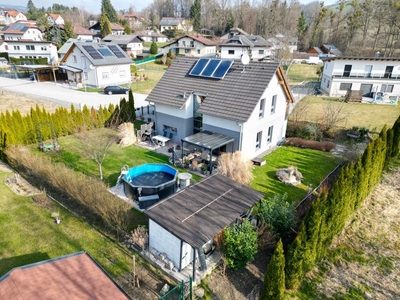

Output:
xmin=152 ymin=135 xmax=170 ymax=147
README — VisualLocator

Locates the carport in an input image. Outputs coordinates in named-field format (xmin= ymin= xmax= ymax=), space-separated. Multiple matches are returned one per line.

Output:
xmin=181 ymin=131 xmax=235 ymax=173
xmin=16 ymin=65 xmax=58 ymax=83
xmin=58 ymin=65 xmax=83 ymax=85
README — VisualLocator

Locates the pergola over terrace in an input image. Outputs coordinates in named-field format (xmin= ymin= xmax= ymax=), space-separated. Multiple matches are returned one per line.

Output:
xmin=181 ymin=131 xmax=235 ymax=173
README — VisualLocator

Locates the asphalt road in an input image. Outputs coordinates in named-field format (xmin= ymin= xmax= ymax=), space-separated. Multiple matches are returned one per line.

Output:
xmin=0 ymin=77 xmax=150 ymax=110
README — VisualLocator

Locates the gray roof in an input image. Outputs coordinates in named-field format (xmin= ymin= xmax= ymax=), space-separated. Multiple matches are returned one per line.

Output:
xmin=71 ymin=41 xmax=132 ymax=66
xmin=102 ymin=34 xmax=143 ymax=45
xmin=182 ymin=131 xmax=235 ymax=150
xmin=145 ymin=173 xmax=264 ymax=249
xmin=160 ymin=17 xmax=184 ymax=26
xmin=146 ymin=57 xmax=280 ymax=122
xmin=222 ymin=35 xmax=272 ymax=48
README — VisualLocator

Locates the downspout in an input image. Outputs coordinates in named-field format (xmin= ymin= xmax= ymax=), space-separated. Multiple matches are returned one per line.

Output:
xmin=236 ymin=121 xmax=243 ymax=151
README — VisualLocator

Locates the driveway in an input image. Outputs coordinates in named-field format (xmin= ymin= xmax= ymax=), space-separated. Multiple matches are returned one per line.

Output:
xmin=0 ymin=77 xmax=149 ymax=110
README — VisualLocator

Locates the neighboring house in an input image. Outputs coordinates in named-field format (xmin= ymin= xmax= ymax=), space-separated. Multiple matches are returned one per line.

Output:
xmin=60 ymin=41 xmax=132 ymax=87
xmin=320 ymin=56 xmax=400 ymax=97
xmin=102 ymin=34 xmax=143 ymax=57
xmin=307 ymin=44 xmax=342 ymax=59
xmin=120 ymin=14 xmax=143 ymax=29
xmin=160 ymin=17 xmax=192 ymax=33
xmin=58 ymin=24 xmax=94 ymax=40
xmin=220 ymin=34 xmax=273 ymax=61
xmin=0 ymin=57 xmax=8 ymax=64
xmin=1 ymin=22 xmax=43 ymax=41
xmin=145 ymin=173 xmax=263 ymax=280
xmin=220 ymin=27 xmax=249 ymax=41
xmin=3 ymin=10 xmax=26 ymax=25
xmin=47 ymin=13 xmax=65 ymax=25
xmin=267 ymin=34 xmax=298 ymax=56
xmin=145 ymin=56 xmax=294 ymax=159
xmin=0 ymin=252 xmax=130 ymax=299
xmin=6 ymin=40 xmax=58 ymax=63
xmin=135 ymin=30 xmax=168 ymax=43
xmin=0 ymin=39 xmax=8 ymax=52
xmin=162 ymin=35 xmax=216 ymax=57
xmin=89 ymin=22 xmax=124 ymax=37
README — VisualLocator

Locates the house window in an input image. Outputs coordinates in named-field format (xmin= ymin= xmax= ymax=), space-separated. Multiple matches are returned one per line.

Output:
xmin=267 ymin=126 xmax=273 ymax=144
xmin=271 ymin=95 xmax=277 ymax=114
xmin=197 ymin=49 xmax=200 ymax=54
xmin=339 ymin=83 xmax=352 ymax=91
xmin=380 ymin=84 xmax=394 ymax=93
xmin=102 ymin=72 xmax=109 ymax=79
xmin=163 ymin=125 xmax=177 ymax=137
xmin=119 ymin=70 xmax=126 ymax=78
xmin=84 ymin=72 xmax=88 ymax=80
xmin=228 ymin=50 xmax=234 ymax=55
xmin=72 ymin=55 xmax=77 ymax=63
xmin=41 ymin=46 xmax=47 ymax=51
xmin=258 ymin=49 xmax=264 ymax=54
xmin=26 ymin=45 xmax=34 ymax=50
xmin=327 ymin=80 xmax=330 ymax=88
xmin=190 ymin=41 xmax=194 ymax=47
xmin=256 ymin=131 xmax=262 ymax=150
xmin=13 ymin=46 xmax=20 ymax=50
xmin=259 ymin=98 xmax=265 ymax=118
xmin=4 ymin=45 xmax=8 ymax=50
xmin=185 ymin=49 xmax=190 ymax=53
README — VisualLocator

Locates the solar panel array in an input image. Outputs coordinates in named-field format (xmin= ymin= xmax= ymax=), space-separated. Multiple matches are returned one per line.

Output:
xmin=98 ymin=48 xmax=113 ymax=57
xmin=189 ymin=58 xmax=234 ymax=79
xmin=107 ymin=45 xmax=126 ymax=58
xmin=82 ymin=45 xmax=103 ymax=60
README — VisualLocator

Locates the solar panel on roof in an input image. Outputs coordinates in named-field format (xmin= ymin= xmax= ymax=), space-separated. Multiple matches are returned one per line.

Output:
xmin=200 ymin=59 xmax=222 ymax=77
xmin=82 ymin=45 xmax=102 ymax=60
xmin=98 ymin=48 xmax=113 ymax=56
xmin=107 ymin=45 xmax=126 ymax=58
xmin=212 ymin=60 xmax=234 ymax=79
xmin=189 ymin=58 xmax=209 ymax=76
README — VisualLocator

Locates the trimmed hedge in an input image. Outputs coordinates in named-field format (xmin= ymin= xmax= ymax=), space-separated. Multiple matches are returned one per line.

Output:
xmin=285 ymin=137 xmax=335 ymax=152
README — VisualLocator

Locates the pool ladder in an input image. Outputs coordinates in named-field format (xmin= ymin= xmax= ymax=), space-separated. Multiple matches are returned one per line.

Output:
xmin=116 ymin=164 xmax=129 ymax=186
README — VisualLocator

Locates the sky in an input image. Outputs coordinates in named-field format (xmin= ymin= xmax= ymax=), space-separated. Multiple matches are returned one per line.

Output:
xmin=2 ymin=0 xmax=338 ymax=15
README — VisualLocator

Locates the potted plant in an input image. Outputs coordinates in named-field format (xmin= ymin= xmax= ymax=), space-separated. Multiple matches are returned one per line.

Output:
xmin=201 ymin=164 xmax=208 ymax=175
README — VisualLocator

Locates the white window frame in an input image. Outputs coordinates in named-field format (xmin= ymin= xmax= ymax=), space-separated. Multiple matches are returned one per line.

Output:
xmin=228 ymin=49 xmax=234 ymax=55
xmin=267 ymin=126 xmax=273 ymax=144
xmin=259 ymin=98 xmax=265 ymax=118
xmin=256 ymin=131 xmax=262 ymax=150
xmin=271 ymin=95 xmax=277 ymax=114
xmin=72 ymin=55 xmax=77 ymax=63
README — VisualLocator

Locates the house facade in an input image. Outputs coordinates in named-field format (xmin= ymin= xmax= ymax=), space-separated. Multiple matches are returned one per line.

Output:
xmin=89 ymin=22 xmax=124 ymax=37
xmin=4 ymin=10 xmax=27 ymax=25
xmin=72 ymin=24 xmax=94 ymax=40
xmin=135 ymin=30 xmax=169 ymax=43
xmin=145 ymin=57 xmax=294 ymax=159
xmin=160 ymin=17 xmax=192 ymax=32
xmin=162 ymin=35 xmax=216 ymax=57
xmin=120 ymin=14 xmax=144 ymax=29
xmin=60 ymin=41 xmax=132 ymax=87
xmin=102 ymin=34 xmax=143 ymax=57
xmin=47 ymin=13 xmax=65 ymax=25
xmin=320 ymin=56 xmax=400 ymax=97
xmin=6 ymin=40 xmax=58 ymax=63
xmin=1 ymin=22 xmax=43 ymax=41
xmin=220 ymin=35 xmax=273 ymax=61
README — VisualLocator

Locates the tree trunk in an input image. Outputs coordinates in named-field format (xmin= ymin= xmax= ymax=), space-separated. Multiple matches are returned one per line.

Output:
xmin=98 ymin=163 xmax=103 ymax=180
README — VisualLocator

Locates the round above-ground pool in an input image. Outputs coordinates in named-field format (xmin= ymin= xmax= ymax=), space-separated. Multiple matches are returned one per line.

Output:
xmin=122 ymin=163 xmax=178 ymax=209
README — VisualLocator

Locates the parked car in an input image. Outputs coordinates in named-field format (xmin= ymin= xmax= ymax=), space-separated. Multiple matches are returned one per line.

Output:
xmin=103 ymin=85 xmax=130 ymax=95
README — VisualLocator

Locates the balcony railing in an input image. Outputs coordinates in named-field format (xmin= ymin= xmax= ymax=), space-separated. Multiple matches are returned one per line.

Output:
xmin=332 ymin=72 xmax=400 ymax=79
xmin=176 ymin=43 xmax=195 ymax=48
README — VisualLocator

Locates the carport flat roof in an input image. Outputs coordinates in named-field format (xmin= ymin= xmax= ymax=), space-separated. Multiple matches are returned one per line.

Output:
xmin=181 ymin=131 xmax=234 ymax=150
xmin=16 ymin=65 xmax=57 ymax=70
xmin=59 ymin=65 xmax=82 ymax=73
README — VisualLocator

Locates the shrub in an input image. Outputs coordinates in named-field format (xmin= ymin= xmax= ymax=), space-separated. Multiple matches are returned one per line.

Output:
xmin=223 ymin=219 xmax=258 ymax=269
xmin=155 ymin=58 xmax=164 ymax=65
xmin=285 ymin=137 xmax=335 ymax=152
xmin=217 ymin=151 xmax=253 ymax=185
xmin=130 ymin=64 xmax=137 ymax=73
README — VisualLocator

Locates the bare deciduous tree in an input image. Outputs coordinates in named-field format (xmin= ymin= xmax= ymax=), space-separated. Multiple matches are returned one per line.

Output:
xmin=75 ymin=128 xmax=117 ymax=180
xmin=217 ymin=151 xmax=253 ymax=185
xmin=320 ymin=100 xmax=347 ymax=131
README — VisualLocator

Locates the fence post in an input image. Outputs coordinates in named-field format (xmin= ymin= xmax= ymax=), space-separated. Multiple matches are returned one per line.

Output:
xmin=190 ymin=276 xmax=192 ymax=300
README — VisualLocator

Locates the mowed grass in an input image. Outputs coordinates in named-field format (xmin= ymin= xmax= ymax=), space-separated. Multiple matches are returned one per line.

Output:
xmin=130 ymin=69 xmax=165 ymax=94
xmin=251 ymin=146 xmax=338 ymax=203
xmin=292 ymin=96 xmax=400 ymax=132
xmin=286 ymin=63 xmax=320 ymax=85
xmin=0 ymin=171 xmax=131 ymax=278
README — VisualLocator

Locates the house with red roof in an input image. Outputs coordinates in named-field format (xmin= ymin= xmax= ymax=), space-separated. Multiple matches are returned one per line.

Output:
xmin=47 ymin=13 xmax=64 ymax=25
xmin=89 ymin=22 xmax=124 ymax=37
xmin=161 ymin=35 xmax=216 ymax=57
xmin=1 ymin=21 xmax=43 ymax=41
xmin=4 ymin=10 xmax=27 ymax=25
xmin=0 ymin=252 xmax=131 ymax=299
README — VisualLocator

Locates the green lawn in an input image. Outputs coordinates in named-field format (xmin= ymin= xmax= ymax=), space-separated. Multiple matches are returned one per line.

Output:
xmin=291 ymin=96 xmax=400 ymax=132
xmin=251 ymin=146 xmax=339 ymax=203
xmin=286 ymin=63 xmax=320 ymax=85
xmin=0 ymin=171 xmax=132 ymax=278
xmin=130 ymin=69 xmax=165 ymax=94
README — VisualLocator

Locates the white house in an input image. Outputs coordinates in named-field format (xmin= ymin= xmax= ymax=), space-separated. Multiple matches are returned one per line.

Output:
xmin=4 ymin=10 xmax=27 ymax=25
xmin=162 ymin=35 xmax=216 ymax=57
xmin=71 ymin=24 xmax=94 ymax=40
xmin=60 ymin=41 xmax=132 ymax=87
xmin=120 ymin=14 xmax=144 ymax=29
xmin=145 ymin=56 xmax=294 ymax=160
xmin=102 ymin=34 xmax=143 ymax=57
xmin=0 ymin=40 xmax=8 ymax=52
xmin=159 ymin=17 xmax=192 ymax=33
xmin=135 ymin=30 xmax=169 ymax=43
xmin=220 ymin=35 xmax=273 ymax=61
xmin=47 ymin=13 xmax=65 ymax=25
xmin=6 ymin=40 xmax=58 ymax=63
xmin=144 ymin=173 xmax=263 ymax=281
xmin=1 ymin=22 xmax=43 ymax=41
xmin=320 ymin=56 xmax=400 ymax=97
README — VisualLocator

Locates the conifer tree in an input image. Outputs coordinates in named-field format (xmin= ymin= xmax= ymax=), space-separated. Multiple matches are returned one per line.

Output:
xmin=61 ymin=21 xmax=77 ymax=44
xmin=285 ymin=223 xmax=306 ymax=289
xmin=100 ymin=11 xmax=112 ymax=38
xmin=101 ymin=0 xmax=119 ymax=23
xmin=49 ymin=23 xmax=62 ymax=45
xmin=262 ymin=239 xmax=285 ymax=300
xmin=150 ymin=41 xmax=158 ymax=54
xmin=391 ymin=116 xmax=400 ymax=157
xmin=128 ymin=90 xmax=136 ymax=122
xmin=189 ymin=0 xmax=201 ymax=33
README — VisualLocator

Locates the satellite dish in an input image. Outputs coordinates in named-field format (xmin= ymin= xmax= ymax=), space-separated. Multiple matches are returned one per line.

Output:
xmin=89 ymin=64 xmax=95 ymax=70
xmin=241 ymin=53 xmax=250 ymax=65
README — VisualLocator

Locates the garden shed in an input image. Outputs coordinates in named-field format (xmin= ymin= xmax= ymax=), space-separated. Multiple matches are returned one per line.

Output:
xmin=144 ymin=173 xmax=263 ymax=281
